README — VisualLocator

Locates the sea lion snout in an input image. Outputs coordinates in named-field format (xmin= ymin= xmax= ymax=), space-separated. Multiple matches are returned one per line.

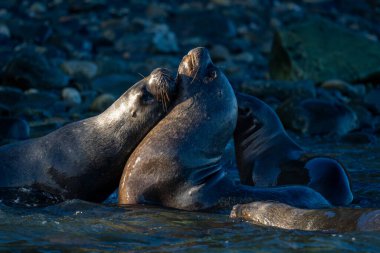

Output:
xmin=178 ymin=47 xmax=213 ymax=78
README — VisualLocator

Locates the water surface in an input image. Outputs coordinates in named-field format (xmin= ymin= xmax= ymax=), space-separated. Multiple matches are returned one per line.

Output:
xmin=1 ymin=139 xmax=379 ymax=252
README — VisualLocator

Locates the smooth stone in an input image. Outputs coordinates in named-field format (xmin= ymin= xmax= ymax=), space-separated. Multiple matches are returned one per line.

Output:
xmin=277 ymin=98 xmax=358 ymax=136
xmin=0 ymin=86 xmax=24 ymax=108
xmin=1 ymin=47 xmax=68 ymax=89
xmin=61 ymin=60 xmax=98 ymax=79
xmin=95 ymin=56 xmax=130 ymax=76
xmin=151 ymin=24 xmax=179 ymax=53
xmin=321 ymin=79 xmax=366 ymax=98
xmin=0 ymin=117 xmax=30 ymax=140
xmin=350 ymin=105 xmax=374 ymax=129
xmin=91 ymin=74 xmax=139 ymax=97
xmin=20 ymin=90 xmax=59 ymax=109
xmin=29 ymin=118 xmax=68 ymax=138
xmin=210 ymin=45 xmax=230 ymax=62
xmin=364 ymin=89 xmax=380 ymax=114
xmin=270 ymin=17 xmax=380 ymax=82
xmin=90 ymin=93 xmax=116 ymax=113
xmin=62 ymin=87 xmax=82 ymax=106
xmin=239 ymin=80 xmax=316 ymax=101
xmin=0 ymin=24 xmax=10 ymax=38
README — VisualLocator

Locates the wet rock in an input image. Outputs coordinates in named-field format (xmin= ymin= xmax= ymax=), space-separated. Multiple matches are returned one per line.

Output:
xmin=239 ymin=80 xmax=316 ymax=101
xmin=320 ymin=79 xmax=366 ymax=98
xmin=340 ymin=132 xmax=376 ymax=145
xmin=210 ymin=45 xmax=230 ymax=62
xmin=92 ymin=74 xmax=138 ymax=98
xmin=61 ymin=60 xmax=98 ymax=79
xmin=29 ymin=118 xmax=68 ymax=138
xmin=14 ymin=90 xmax=59 ymax=110
xmin=277 ymin=98 xmax=358 ymax=136
xmin=2 ymin=47 xmax=69 ymax=90
xmin=171 ymin=10 xmax=237 ymax=44
xmin=0 ymin=86 xmax=24 ymax=109
xmin=351 ymin=105 xmax=374 ymax=129
xmin=364 ymin=89 xmax=380 ymax=114
xmin=0 ymin=24 xmax=10 ymax=38
xmin=62 ymin=87 xmax=81 ymax=106
xmin=0 ymin=117 xmax=30 ymax=140
xmin=151 ymin=24 xmax=179 ymax=53
xmin=270 ymin=17 xmax=380 ymax=82
xmin=95 ymin=56 xmax=130 ymax=76
xmin=90 ymin=94 xmax=115 ymax=113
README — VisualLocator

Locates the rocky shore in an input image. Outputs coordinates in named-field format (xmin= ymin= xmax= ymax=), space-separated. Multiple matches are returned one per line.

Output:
xmin=1 ymin=0 xmax=380 ymax=146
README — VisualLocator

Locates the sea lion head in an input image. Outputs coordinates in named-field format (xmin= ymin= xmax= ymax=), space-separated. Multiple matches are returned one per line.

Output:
xmin=102 ymin=68 xmax=176 ymax=129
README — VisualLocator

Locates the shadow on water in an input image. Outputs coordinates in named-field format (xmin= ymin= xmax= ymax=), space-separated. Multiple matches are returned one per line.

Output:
xmin=1 ymin=139 xmax=380 ymax=252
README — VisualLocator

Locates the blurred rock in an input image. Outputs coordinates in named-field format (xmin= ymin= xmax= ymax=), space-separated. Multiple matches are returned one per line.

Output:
xmin=0 ymin=117 xmax=30 ymax=140
xmin=0 ymin=86 xmax=24 ymax=109
xmin=151 ymin=24 xmax=179 ymax=53
xmin=90 ymin=93 xmax=115 ymax=113
xmin=270 ymin=17 xmax=380 ymax=83
xmin=2 ymin=47 xmax=69 ymax=90
xmin=240 ymin=80 xmax=315 ymax=101
xmin=61 ymin=60 xmax=98 ymax=79
xmin=62 ymin=87 xmax=81 ymax=106
xmin=364 ymin=89 xmax=380 ymax=114
xmin=92 ymin=74 xmax=138 ymax=97
xmin=320 ymin=79 xmax=366 ymax=98
xmin=0 ymin=24 xmax=10 ymax=38
xmin=210 ymin=44 xmax=230 ymax=62
xmin=277 ymin=98 xmax=358 ymax=136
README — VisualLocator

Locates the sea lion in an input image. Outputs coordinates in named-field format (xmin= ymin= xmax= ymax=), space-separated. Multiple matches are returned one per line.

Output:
xmin=230 ymin=201 xmax=380 ymax=232
xmin=234 ymin=92 xmax=353 ymax=206
xmin=118 ymin=47 xmax=331 ymax=211
xmin=0 ymin=68 xmax=176 ymax=206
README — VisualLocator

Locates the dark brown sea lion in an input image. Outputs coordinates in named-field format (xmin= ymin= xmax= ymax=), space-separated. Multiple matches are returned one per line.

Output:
xmin=230 ymin=201 xmax=380 ymax=232
xmin=118 ymin=47 xmax=331 ymax=211
xmin=0 ymin=68 xmax=176 ymax=206
xmin=234 ymin=93 xmax=353 ymax=206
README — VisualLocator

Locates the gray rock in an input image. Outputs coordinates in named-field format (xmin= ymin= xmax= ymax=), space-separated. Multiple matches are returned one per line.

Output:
xmin=277 ymin=98 xmax=358 ymax=136
xmin=90 ymin=93 xmax=116 ymax=113
xmin=0 ymin=86 xmax=24 ymax=109
xmin=92 ymin=74 xmax=139 ymax=98
xmin=62 ymin=87 xmax=82 ymax=106
xmin=240 ymin=80 xmax=316 ymax=101
xmin=2 ymin=47 xmax=69 ymax=89
xmin=270 ymin=17 xmax=380 ymax=82
xmin=364 ymin=89 xmax=380 ymax=114
xmin=0 ymin=117 xmax=30 ymax=140
xmin=321 ymin=79 xmax=366 ymax=98
xmin=210 ymin=45 xmax=230 ymax=62
xmin=151 ymin=24 xmax=179 ymax=53
xmin=61 ymin=60 xmax=98 ymax=79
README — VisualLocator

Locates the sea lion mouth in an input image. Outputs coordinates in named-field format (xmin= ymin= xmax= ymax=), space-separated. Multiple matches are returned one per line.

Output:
xmin=147 ymin=68 xmax=176 ymax=111
xmin=178 ymin=47 xmax=213 ymax=80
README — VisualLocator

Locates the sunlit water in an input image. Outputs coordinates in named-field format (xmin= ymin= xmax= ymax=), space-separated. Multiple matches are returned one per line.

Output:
xmin=1 ymin=138 xmax=380 ymax=252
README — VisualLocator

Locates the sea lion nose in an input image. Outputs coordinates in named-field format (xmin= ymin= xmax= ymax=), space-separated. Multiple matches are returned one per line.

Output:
xmin=187 ymin=47 xmax=213 ymax=67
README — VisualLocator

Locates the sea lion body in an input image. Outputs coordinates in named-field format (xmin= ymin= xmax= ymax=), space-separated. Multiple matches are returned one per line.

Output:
xmin=231 ymin=201 xmax=380 ymax=232
xmin=0 ymin=68 xmax=176 ymax=205
xmin=234 ymin=93 xmax=353 ymax=206
xmin=119 ymin=48 xmax=331 ymax=211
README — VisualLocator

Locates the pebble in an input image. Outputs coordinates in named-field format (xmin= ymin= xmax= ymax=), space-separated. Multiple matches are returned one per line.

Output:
xmin=0 ymin=117 xmax=30 ymax=140
xmin=61 ymin=60 xmax=98 ymax=79
xmin=90 ymin=94 xmax=116 ymax=113
xmin=62 ymin=87 xmax=81 ymax=106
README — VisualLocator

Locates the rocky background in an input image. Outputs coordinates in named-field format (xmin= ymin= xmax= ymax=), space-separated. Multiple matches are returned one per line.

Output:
xmin=1 ymin=0 xmax=380 ymax=145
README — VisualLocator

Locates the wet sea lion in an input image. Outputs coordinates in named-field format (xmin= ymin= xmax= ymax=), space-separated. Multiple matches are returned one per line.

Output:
xmin=118 ymin=47 xmax=331 ymax=211
xmin=230 ymin=201 xmax=380 ymax=232
xmin=234 ymin=93 xmax=353 ymax=206
xmin=0 ymin=68 xmax=176 ymax=206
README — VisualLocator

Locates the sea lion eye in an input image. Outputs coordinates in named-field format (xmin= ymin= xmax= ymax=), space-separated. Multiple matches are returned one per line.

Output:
xmin=141 ymin=87 xmax=155 ymax=105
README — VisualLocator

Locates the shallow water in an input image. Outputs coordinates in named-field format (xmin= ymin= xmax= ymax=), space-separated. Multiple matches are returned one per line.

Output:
xmin=1 ymin=139 xmax=380 ymax=252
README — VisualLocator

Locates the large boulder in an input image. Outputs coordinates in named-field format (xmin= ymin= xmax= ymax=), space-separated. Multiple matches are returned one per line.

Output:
xmin=269 ymin=17 xmax=380 ymax=83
